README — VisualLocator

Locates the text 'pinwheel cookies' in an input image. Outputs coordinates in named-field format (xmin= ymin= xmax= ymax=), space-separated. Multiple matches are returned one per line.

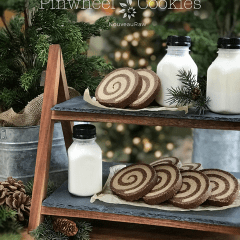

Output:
xmin=201 ymin=169 xmax=239 ymax=206
xmin=150 ymin=157 xmax=182 ymax=168
xmin=110 ymin=164 xmax=157 ymax=201
xmin=95 ymin=68 xmax=142 ymax=108
xmin=129 ymin=69 xmax=160 ymax=109
xmin=180 ymin=163 xmax=203 ymax=171
xmin=143 ymin=164 xmax=182 ymax=205
xmin=168 ymin=170 xmax=211 ymax=209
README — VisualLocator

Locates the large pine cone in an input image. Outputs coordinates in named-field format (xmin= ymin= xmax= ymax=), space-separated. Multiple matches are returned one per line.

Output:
xmin=53 ymin=217 xmax=78 ymax=237
xmin=6 ymin=191 xmax=31 ymax=221
xmin=1 ymin=177 xmax=26 ymax=194
xmin=0 ymin=177 xmax=25 ymax=206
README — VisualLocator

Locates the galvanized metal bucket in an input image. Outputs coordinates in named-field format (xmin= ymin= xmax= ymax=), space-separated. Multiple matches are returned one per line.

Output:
xmin=0 ymin=123 xmax=68 ymax=184
xmin=192 ymin=129 xmax=240 ymax=172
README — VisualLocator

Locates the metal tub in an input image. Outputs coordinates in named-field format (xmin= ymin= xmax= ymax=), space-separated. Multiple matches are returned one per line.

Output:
xmin=0 ymin=123 xmax=68 ymax=185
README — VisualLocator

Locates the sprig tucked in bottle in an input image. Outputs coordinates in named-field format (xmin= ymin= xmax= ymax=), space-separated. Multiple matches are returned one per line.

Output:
xmin=167 ymin=69 xmax=210 ymax=114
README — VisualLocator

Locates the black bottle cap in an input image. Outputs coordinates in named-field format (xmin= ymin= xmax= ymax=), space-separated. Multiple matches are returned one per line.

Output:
xmin=218 ymin=37 xmax=240 ymax=49
xmin=167 ymin=35 xmax=191 ymax=47
xmin=73 ymin=124 xmax=96 ymax=139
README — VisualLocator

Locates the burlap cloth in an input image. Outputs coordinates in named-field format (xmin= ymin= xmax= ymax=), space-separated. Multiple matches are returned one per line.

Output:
xmin=91 ymin=165 xmax=240 ymax=212
xmin=0 ymin=87 xmax=80 ymax=127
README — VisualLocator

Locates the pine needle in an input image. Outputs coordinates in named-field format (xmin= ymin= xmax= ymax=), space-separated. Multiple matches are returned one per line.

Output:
xmin=166 ymin=69 xmax=209 ymax=114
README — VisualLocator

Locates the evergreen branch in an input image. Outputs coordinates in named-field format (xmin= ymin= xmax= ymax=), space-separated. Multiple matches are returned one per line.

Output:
xmin=167 ymin=69 xmax=210 ymax=114
xmin=30 ymin=216 xmax=92 ymax=240
xmin=0 ymin=205 xmax=23 ymax=234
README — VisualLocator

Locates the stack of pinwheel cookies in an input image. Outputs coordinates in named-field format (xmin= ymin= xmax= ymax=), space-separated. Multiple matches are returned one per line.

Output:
xmin=95 ymin=68 xmax=161 ymax=109
xmin=110 ymin=157 xmax=239 ymax=209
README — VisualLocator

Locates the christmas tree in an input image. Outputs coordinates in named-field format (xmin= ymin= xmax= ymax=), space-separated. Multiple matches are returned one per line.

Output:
xmin=0 ymin=0 xmax=114 ymax=113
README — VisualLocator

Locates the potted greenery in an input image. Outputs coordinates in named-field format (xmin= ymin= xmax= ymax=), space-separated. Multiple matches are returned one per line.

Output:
xmin=0 ymin=0 xmax=113 ymax=183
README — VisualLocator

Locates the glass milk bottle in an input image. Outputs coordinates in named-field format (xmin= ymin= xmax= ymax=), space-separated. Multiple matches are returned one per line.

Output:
xmin=155 ymin=36 xmax=198 ymax=107
xmin=68 ymin=124 xmax=102 ymax=196
xmin=207 ymin=37 xmax=240 ymax=114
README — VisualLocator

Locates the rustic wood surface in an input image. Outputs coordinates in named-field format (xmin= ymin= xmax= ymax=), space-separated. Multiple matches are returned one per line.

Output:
xmin=51 ymin=111 xmax=240 ymax=131
xmin=28 ymin=45 xmax=63 ymax=231
xmin=41 ymin=206 xmax=240 ymax=235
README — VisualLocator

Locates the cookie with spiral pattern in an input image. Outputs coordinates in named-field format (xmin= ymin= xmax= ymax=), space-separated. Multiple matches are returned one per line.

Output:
xmin=129 ymin=69 xmax=161 ymax=109
xmin=201 ymin=169 xmax=239 ymax=206
xmin=143 ymin=164 xmax=182 ymax=205
xmin=168 ymin=170 xmax=211 ymax=209
xmin=95 ymin=68 xmax=142 ymax=108
xmin=150 ymin=157 xmax=182 ymax=168
xmin=110 ymin=164 xmax=157 ymax=201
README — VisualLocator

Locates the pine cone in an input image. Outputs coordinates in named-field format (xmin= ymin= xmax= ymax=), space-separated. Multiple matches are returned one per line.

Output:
xmin=1 ymin=177 xmax=26 ymax=194
xmin=191 ymin=88 xmax=201 ymax=100
xmin=53 ymin=217 xmax=78 ymax=237
xmin=0 ymin=184 xmax=10 ymax=205
xmin=6 ymin=191 xmax=31 ymax=221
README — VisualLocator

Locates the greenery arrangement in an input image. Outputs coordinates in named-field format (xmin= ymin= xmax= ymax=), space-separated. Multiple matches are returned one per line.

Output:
xmin=0 ymin=0 xmax=114 ymax=113
xmin=31 ymin=216 xmax=92 ymax=240
xmin=167 ymin=69 xmax=209 ymax=114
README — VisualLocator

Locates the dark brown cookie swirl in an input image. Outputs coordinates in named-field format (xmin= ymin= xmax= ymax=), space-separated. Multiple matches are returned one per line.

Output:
xmin=201 ymin=169 xmax=239 ymax=206
xmin=95 ymin=68 xmax=142 ymax=108
xmin=168 ymin=170 xmax=211 ymax=209
xmin=180 ymin=163 xmax=203 ymax=171
xmin=129 ymin=69 xmax=161 ymax=109
xmin=150 ymin=157 xmax=182 ymax=168
xmin=143 ymin=164 xmax=182 ymax=205
xmin=110 ymin=164 xmax=157 ymax=201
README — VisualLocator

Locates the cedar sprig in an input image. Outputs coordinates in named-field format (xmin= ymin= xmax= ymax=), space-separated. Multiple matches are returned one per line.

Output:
xmin=167 ymin=69 xmax=210 ymax=114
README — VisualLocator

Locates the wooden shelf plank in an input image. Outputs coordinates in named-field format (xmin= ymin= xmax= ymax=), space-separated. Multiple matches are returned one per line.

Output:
xmin=51 ymin=96 xmax=240 ymax=131
xmin=41 ymin=206 xmax=240 ymax=235
xmin=52 ymin=110 xmax=240 ymax=130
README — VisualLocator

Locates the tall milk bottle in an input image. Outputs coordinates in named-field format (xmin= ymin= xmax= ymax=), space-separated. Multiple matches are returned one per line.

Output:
xmin=207 ymin=37 xmax=240 ymax=114
xmin=155 ymin=36 xmax=198 ymax=107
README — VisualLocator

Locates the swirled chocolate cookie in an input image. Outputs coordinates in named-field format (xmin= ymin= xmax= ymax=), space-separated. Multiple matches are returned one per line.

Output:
xmin=95 ymin=68 xmax=142 ymax=108
xmin=150 ymin=157 xmax=182 ymax=168
xmin=180 ymin=163 xmax=203 ymax=171
xmin=129 ymin=69 xmax=161 ymax=109
xmin=201 ymin=169 xmax=239 ymax=206
xmin=143 ymin=164 xmax=182 ymax=205
xmin=110 ymin=164 xmax=157 ymax=201
xmin=169 ymin=170 xmax=211 ymax=209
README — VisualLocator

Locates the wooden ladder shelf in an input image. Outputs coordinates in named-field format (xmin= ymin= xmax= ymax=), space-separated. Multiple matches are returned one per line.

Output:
xmin=28 ymin=45 xmax=240 ymax=235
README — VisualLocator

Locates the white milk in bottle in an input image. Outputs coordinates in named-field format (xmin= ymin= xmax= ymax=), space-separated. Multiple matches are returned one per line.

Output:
xmin=68 ymin=124 xmax=102 ymax=196
xmin=207 ymin=37 xmax=240 ymax=114
xmin=155 ymin=36 xmax=198 ymax=107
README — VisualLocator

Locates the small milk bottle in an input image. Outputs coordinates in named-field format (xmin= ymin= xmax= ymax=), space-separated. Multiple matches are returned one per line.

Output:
xmin=155 ymin=35 xmax=198 ymax=107
xmin=207 ymin=37 xmax=240 ymax=114
xmin=68 ymin=124 xmax=102 ymax=196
